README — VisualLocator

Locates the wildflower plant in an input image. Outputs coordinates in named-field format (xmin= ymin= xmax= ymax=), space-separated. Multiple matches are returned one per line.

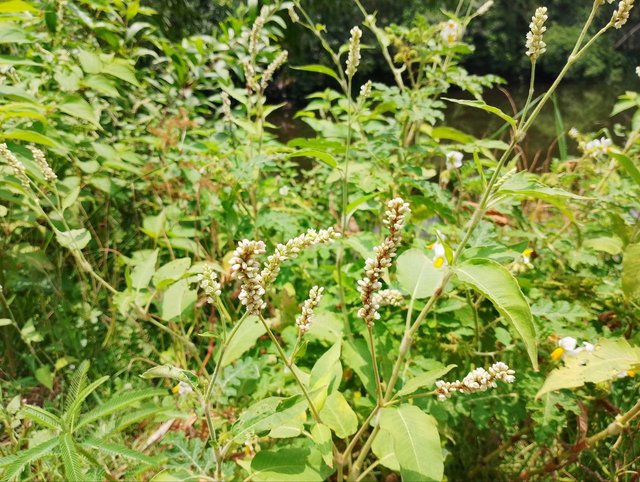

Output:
xmin=2 ymin=1 xmax=640 ymax=482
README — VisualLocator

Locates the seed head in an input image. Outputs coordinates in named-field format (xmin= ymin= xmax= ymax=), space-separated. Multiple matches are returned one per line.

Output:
xmin=359 ymin=80 xmax=372 ymax=100
xmin=230 ymin=240 xmax=267 ymax=315
xmin=221 ymin=92 xmax=232 ymax=121
xmin=346 ymin=26 xmax=362 ymax=78
xmin=372 ymin=289 xmax=404 ymax=307
xmin=525 ymin=7 xmax=548 ymax=61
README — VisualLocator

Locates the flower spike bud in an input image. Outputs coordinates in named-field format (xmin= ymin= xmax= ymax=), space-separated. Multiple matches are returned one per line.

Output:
xmin=359 ymin=80 xmax=372 ymax=100
xmin=296 ymin=286 xmax=324 ymax=334
xmin=346 ymin=26 xmax=362 ymax=78
xmin=611 ymin=0 xmax=634 ymax=28
xmin=28 ymin=145 xmax=56 ymax=182
xmin=358 ymin=198 xmax=410 ymax=327
xmin=261 ymin=50 xmax=288 ymax=90
xmin=525 ymin=7 xmax=548 ymax=61
xmin=435 ymin=362 xmax=515 ymax=401
xmin=198 ymin=264 xmax=222 ymax=304
xmin=230 ymin=239 xmax=267 ymax=315
xmin=0 ymin=143 xmax=29 ymax=188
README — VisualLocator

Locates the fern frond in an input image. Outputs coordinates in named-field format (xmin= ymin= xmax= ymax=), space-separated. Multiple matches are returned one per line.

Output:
xmin=1 ymin=436 xmax=60 ymax=481
xmin=22 ymin=404 xmax=63 ymax=431
xmin=76 ymin=388 xmax=166 ymax=431
xmin=65 ymin=361 xmax=90 ymax=414
xmin=59 ymin=433 xmax=84 ymax=482
xmin=82 ymin=437 xmax=157 ymax=465
xmin=64 ymin=375 xmax=109 ymax=432
xmin=110 ymin=405 xmax=174 ymax=434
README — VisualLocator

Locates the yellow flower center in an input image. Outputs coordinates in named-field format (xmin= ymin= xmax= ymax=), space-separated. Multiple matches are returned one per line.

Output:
xmin=434 ymin=257 xmax=445 ymax=268
xmin=550 ymin=347 xmax=565 ymax=361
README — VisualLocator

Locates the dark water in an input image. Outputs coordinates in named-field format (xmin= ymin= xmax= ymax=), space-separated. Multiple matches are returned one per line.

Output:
xmin=269 ymin=80 xmax=636 ymax=166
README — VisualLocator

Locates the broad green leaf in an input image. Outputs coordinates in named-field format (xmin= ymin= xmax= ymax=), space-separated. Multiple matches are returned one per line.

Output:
xmin=610 ymin=152 xmax=640 ymax=187
xmin=142 ymin=211 xmax=166 ymax=239
xmin=536 ymin=338 xmax=640 ymax=398
xmin=583 ymin=236 xmax=623 ymax=255
xmin=55 ymin=228 xmax=91 ymax=250
xmin=372 ymin=427 xmax=400 ymax=471
xmin=0 ymin=0 xmax=37 ymax=12
xmin=318 ymin=391 xmax=357 ymax=439
xmin=1 ymin=436 xmax=60 ymax=480
xmin=58 ymin=95 xmax=100 ymax=127
xmin=443 ymin=97 xmax=516 ymax=127
xmin=131 ymin=249 xmax=158 ymax=290
xmin=220 ymin=316 xmax=266 ymax=366
xmin=22 ymin=405 xmax=62 ymax=431
xmin=60 ymin=433 xmax=83 ymax=482
xmin=308 ymin=342 xmax=342 ymax=410
xmin=2 ymin=130 xmax=61 ymax=147
xmin=342 ymin=339 xmax=376 ymax=398
xmin=494 ymin=171 xmax=586 ymax=220
xmin=396 ymin=364 xmax=457 ymax=398
xmin=0 ymin=23 xmax=30 ymax=44
xmin=161 ymin=279 xmax=196 ymax=320
xmin=622 ymin=243 xmax=640 ymax=301
xmin=153 ymin=258 xmax=191 ymax=289
xmin=34 ymin=366 xmax=53 ymax=390
xmin=379 ymin=405 xmax=443 ymax=482
xmin=288 ymin=149 xmax=337 ymax=168
xmin=291 ymin=64 xmax=341 ymax=84
xmin=306 ymin=312 xmax=343 ymax=344
xmin=0 ymin=318 xmax=12 ymax=326
xmin=310 ymin=424 xmax=333 ymax=468
xmin=454 ymin=258 xmax=538 ymax=369
xmin=250 ymin=447 xmax=333 ymax=482
xmin=102 ymin=61 xmax=140 ymax=86
xmin=396 ymin=248 xmax=445 ymax=300
xmin=76 ymin=49 xmax=103 ymax=74
xmin=431 ymin=126 xmax=475 ymax=143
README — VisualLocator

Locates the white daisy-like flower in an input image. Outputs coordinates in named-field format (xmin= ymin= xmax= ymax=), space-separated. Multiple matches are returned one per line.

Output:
xmin=440 ymin=19 xmax=460 ymax=44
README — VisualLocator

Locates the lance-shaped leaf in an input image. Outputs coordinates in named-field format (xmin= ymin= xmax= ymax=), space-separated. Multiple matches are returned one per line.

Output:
xmin=318 ymin=391 xmax=357 ymax=439
xmin=454 ymin=258 xmax=538 ymax=369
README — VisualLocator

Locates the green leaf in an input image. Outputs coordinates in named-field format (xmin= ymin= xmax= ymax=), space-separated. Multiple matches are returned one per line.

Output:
xmin=610 ymin=152 xmax=640 ymax=187
xmin=22 ymin=405 xmax=63 ymax=431
xmin=82 ymin=438 xmax=156 ymax=465
xmin=396 ymin=364 xmax=457 ymax=398
xmin=310 ymin=423 xmax=333 ymax=468
xmin=0 ymin=23 xmax=30 ymax=44
xmin=396 ymin=248 xmax=445 ymax=300
xmin=160 ymin=279 xmax=196 ymax=320
xmin=140 ymin=365 xmax=198 ymax=386
xmin=536 ymin=338 xmax=640 ymax=398
xmin=102 ymin=61 xmax=140 ymax=86
xmin=318 ymin=392 xmax=357 ymax=439
xmin=153 ymin=258 xmax=191 ymax=288
xmin=583 ymin=236 xmax=623 ymax=255
xmin=372 ymin=427 xmax=400 ymax=471
xmin=2 ymin=436 xmax=60 ymax=481
xmin=76 ymin=49 xmax=103 ymax=74
xmin=58 ymin=95 xmax=100 ymax=127
xmin=131 ymin=249 xmax=158 ymax=290
xmin=55 ymin=228 xmax=91 ymax=250
xmin=0 ymin=0 xmax=37 ymax=12
xmin=622 ymin=243 xmax=640 ymax=301
xmin=342 ymin=339 xmax=376 ymax=398
xmin=308 ymin=342 xmax=342 ymax=410
xmin=60 ymin=433 xmax=83 ymax=482
xmin=379 ymin=405 xmax=443 ymax=482
xmin=443 ymin=97 xmax=516 ymax=127
xmin=2 ymin=130 xmax=61 ymax=148
xmin=219 ymin=316 xmax=266 ymax=367
xmin=454 ymin=258 xmax=538 ymax=369
xmin=291 ymin=64 xmax=341 ymax=84
xmin=76 ymin=389 xmax=165 ymax=430
xmin=250 ymin=447 xmax=333 ymax=482
xmin=0 ymin=318 xmax=12 ymax=326
xmin=288 ymin=149 xmax=337 ymax=168
xmin=34 ymin=365 xmax=53 ymax=390
xmin=65 ymin=376 xmax=110 ymax=430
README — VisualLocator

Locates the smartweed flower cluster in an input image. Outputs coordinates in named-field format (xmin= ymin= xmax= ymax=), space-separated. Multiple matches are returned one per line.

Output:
xmin=435 ymin=362 xmax=516 ymax=401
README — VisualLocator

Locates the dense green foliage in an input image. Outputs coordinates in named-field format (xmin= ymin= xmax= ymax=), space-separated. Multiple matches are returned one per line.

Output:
xmin=1 ymin=0 xmax=639 ymax=481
